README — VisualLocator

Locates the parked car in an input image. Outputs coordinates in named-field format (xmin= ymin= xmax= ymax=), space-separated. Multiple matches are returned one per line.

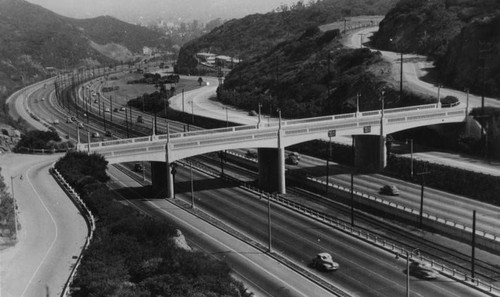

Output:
xmin=408 ymin=261 xmax=438 ymax=280
xmin=379 ymin=185 xmax=400 ymax=196
xmin=133 ymin=163 xmax=144 ymax=173
xmin=311 ymin=252 xmax=339 ymax=271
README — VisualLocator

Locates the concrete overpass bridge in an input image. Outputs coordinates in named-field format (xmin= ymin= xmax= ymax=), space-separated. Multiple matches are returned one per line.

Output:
xmin=77 ymin=103 xmax=468 ymax=198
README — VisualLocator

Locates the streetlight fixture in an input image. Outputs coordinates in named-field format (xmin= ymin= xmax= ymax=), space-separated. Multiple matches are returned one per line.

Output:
xmin=405 ymin=139 xmax=414 ymax=179
xmin=396 ymin=248 xmax=420 ymax=297
xmin=258 ymin=103 xmax=262 ymax=128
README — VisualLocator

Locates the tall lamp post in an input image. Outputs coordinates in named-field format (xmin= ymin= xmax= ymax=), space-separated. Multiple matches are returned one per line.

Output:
xmin=10 ymin=176 xmax=19 ymax=239
xmin=396 ymin=248 xmax=420 ymax=297
xmin=416 ymin=169 xmax=431 ymax=226
xmin=257 ymin=103 xmax=262 ymax=128
xmin=406 ymin=139 xmax=414 ymax=179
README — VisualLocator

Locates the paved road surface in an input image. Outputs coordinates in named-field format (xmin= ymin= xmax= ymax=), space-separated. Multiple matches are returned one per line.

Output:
xmin=0 ymin=153 xmax=87 ymax=297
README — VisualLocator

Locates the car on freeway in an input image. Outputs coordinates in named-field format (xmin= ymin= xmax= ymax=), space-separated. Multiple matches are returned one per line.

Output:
xmin=245 ymin=150 xmax=258 ymax=158
xmin=66 ymin=117 xmax=72 ymax=123
xmin=91 ymin=132 xmax=100 ymax=138
xmin=286 ymin=155 xmax=299 ymax=165
xmin=105 ymin=130 xmax=112 ymax=137
xmin=133 ymin=163 xmax=144 ymax=173
xmin=120 ymin=107 xmax=126 ymax=111
xmin=113 ymin=108 xmax=119 ymax=112
xmin=289 ymin=152 xmax=301 ymax=160
xmin=408 ymin=261 xmax=438 ymax=280
xmin=52 ymin=119 xmax=60 ymax=125
xmin=311 ymin=252 xmax=339 ymax=271
xmin=71 ymin=116 xmax=76 ymax=122
xmin=105 ymin=108 xmax=110 ymax=112
xmin=379 ymin=185 xmax=400 ymax=196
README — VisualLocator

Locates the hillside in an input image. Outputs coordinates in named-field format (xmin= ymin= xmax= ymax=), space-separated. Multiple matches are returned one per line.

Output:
xmin=371 ymin=0 xmax=500 ymax=97
xmin=176 ymin=0 xmax=398 ymax=75
xmin=0 ymin=0 xmax=164 ymax=125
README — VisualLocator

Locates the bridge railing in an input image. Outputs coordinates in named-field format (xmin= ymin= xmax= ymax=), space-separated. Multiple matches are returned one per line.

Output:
xmin=78 ymin=103 xmax=464 ymax=152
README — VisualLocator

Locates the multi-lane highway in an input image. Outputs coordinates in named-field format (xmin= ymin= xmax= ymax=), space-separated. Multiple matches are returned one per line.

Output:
xmin=7 ymin=63 xmax=500 ymax=296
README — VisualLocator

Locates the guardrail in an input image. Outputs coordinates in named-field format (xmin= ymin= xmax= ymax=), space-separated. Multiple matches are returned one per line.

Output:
xmin=51 ymin=167 xmax=96 ymax=297
xmin=182 ymin=154 xmax=499 ymax=296
xmin=305 ymin=175 xmax=500 ymax=245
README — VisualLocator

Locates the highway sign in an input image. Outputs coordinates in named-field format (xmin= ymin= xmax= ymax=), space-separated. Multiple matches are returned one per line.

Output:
xmin=363 ymin=126 xmax=371 ymax=133
xmin=328 ymin=130 xmax=336 ymax=137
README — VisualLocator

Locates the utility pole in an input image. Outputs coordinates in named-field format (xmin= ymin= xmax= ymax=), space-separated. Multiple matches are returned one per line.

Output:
xmin=416 ymin=170 xmax=431 ymax=227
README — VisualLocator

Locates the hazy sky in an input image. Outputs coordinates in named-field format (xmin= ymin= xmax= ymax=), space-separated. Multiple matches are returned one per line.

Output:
xmin=25 ymin=0 xmax=302 ymax=23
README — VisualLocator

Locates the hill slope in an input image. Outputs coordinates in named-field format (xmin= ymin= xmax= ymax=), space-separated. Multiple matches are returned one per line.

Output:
xmin=176 ymin=0 xmax=398 ymax=75
xmin=0 ymin=0 xmax=164 ymax=105
xmin=371 ymin=0 xmax=500 ymax=97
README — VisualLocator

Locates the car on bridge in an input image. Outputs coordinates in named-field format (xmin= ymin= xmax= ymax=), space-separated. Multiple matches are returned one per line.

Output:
xmin=311 ymin=252 xmax=339 ymax=271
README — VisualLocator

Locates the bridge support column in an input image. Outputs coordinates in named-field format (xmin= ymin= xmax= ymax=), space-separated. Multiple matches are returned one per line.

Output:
xmin=258 ymin=148 xmax=286 ymax=194
xmin=354 ymin=135 xmax=387 ymax=172
xmin=151 ymin=161 xmax=169 ymax=198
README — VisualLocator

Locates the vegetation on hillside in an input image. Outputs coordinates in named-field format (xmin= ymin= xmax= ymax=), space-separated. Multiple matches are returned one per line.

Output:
xmin=0 ymin=169 xmax=16 ymax=241
xmin=176 ymin=0 xmax=398 ymax=75
xmin=55 ymin=152 xmax=250 ymax=296
xmin=372 ymin=0 xmax=500 ymax=97
xmin=218 ymin=26 xmax=434 ymax=119
xmin=13 ymin=130 xmax=74 ymax=152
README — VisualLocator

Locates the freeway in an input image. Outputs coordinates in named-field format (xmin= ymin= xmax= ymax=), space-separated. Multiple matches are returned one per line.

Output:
xmin=11 ymin=63 xmax=500 ymax=294
xmin=107 ymin=160 xmax=490 ymax=297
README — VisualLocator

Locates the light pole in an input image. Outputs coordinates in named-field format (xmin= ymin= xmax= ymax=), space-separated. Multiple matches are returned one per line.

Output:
xmin=268 ymin=192 xmax=273 ymax=253
xmin=379 ymin=88 xmax=386 ymax=170
xmin=190 ymin=161 xmax=195 ymax=209
xmin=10 ymin=176 xmax=19 ymax=239
xmin=396 ymin=248 xmax=420 ymax=297
xmin=277 ymin=108 xmax=282 ymax=130
xmin=258 ymin=103 xmax=262 ymax=128
xmin=406 ymin=139 xmax=414 ymax=179
xmin=224 ymin=107 xmax=228 ymax=127
xmin=437 ymin=84 xmax=442 ymax=108
xmin=416 ymin=170 xmax=431 ymax=227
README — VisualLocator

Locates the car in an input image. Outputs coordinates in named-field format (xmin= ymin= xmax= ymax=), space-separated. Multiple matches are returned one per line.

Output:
xmin=40 ymin=97 xmax=45 ymax=101
xmin=52 ymin=119 xmax=60 ymax=125
xmin=137 ymin=115 xmax=143 ymax=123
xmin=286 ymin=155 xmax=299 ymax=165
xmin=379 ymin=185 xmax=400 ymax=196
xmin=408 ymin=261 xmax=438 ymax=280
xmin=133 ymin=163 xmax=144 ymax=173
xmin=66 ymin=117 xmax=73 ymax=123
xmin=104 ymin=108 xmax=110 ymax=112
xmin=91 ymin=132 xmax=100 ymax=138
xmin=105 ymin=130 xmax=112 ymax=137
xmin=113 ymin=108 xmax=119 ymax=112
xmin=288 ymin=152 xmax=301 ymax=160
xmin=120 ymin=107 xmax=126 ymax=111
xmin=311 ymin=252 xmax=339 ymax=271
xmin=71 ymin=116 xmax=77 ymax=121
xmin=245 ymin=150 xmax=258 ymax=158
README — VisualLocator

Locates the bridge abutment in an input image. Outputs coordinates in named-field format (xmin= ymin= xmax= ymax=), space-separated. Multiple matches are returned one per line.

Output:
xmin=258 ymin=148 xmax=286 ymax=194
xmin=151 ymin=161 xmax=170 ymax=198
xmin=354 ymin=135 xmax=387 ymax=171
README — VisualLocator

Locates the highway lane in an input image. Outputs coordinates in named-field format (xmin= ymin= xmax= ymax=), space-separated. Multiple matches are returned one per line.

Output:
xmin=106 ymin=165 xmax=336 ymax=297
xmin=288 ymin=152 xmax=500 ymax=239
xmin=0 ymin=154 xmax=88 ymax=297
xmin=108 ymin=163 xmax=489 ymax=297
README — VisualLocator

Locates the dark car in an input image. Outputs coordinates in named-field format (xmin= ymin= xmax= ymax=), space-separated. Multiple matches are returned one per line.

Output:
xmin=105 ymin=130 xmax=112 ymax=137
xmin=133 ymin=163 xmax=144 ymax=173
xmin=311 ymin=252 xmax=339 ymax=271
xmin=286 ymin=155 xmax=299 ymax=165
xmin=408 ymin=261 xmax=438 ymax=280
xmin=245 ymin=150 xmax=258 ymax=158
xmin=379 ymin=185 xmax=400 ymax=196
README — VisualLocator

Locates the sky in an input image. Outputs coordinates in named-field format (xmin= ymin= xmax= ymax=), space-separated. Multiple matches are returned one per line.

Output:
xmin=25 ymin=0 xmax=302 ymax=23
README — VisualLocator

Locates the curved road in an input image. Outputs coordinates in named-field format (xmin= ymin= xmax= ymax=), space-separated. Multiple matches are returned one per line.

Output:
xmin=0 ymin=153 xmax=87 ymax=297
